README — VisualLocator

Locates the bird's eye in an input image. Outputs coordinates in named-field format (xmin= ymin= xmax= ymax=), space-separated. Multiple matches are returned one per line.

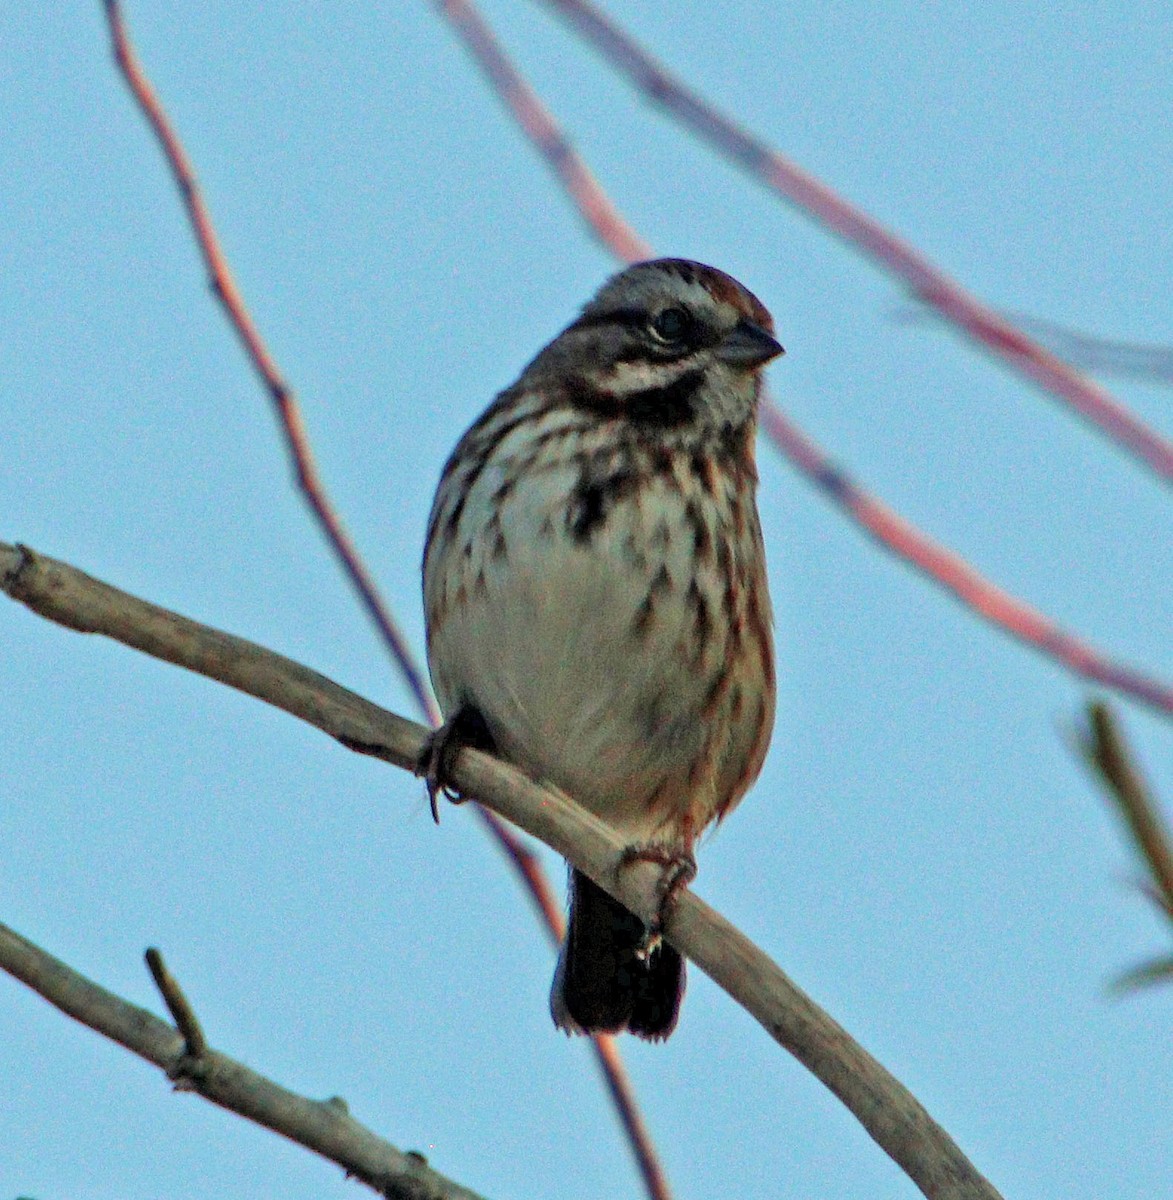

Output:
xmin=650 ymin=306 xmax=692 ymax=344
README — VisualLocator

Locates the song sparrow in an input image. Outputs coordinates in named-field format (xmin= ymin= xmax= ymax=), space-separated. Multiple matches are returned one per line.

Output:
xmin=422 ymin=259 xmax=781 ymax=1039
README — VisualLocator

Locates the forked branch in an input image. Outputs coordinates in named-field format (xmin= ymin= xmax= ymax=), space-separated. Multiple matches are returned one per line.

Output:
xmin=1 ymin=541 xmax=1003 ymax=1200
xmin=0 ymin=921 xmax=487 ymax=1200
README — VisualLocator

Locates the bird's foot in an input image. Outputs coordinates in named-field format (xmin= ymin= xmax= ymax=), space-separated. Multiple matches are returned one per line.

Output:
xmin=416 ymin=703 xmax=496 ymax=823
xmin=617 ymin=843 xmax=697 ymax=954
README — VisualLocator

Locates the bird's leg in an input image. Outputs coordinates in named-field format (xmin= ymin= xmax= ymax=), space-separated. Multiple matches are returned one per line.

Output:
xmin=416 ymin=703 xmax=496 ymax=823
xmin=616 ymin=844 xmax=698 ymax=958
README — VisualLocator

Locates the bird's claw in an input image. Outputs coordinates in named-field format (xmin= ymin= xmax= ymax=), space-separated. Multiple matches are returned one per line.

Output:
xmin=617 ymin=843 xmax=698 ymax=941
xmin=416 ymin=704 xmax=495 ymax=823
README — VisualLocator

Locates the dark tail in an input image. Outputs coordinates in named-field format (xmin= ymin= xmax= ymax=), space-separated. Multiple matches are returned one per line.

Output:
xmin=550 ymin=868 xmax=685 ymax=1041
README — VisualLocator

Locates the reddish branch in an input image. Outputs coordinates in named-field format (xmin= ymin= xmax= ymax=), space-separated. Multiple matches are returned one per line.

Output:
xmin=100 ymin=3 xmax=669 ymax=1196
xmin=758 ymin=408 xmax=1172 ymax=713
xmin=533 ymin=0 xmax=1173 ymax=485
xmin=101 ymin=0 xmax=433 ymax=717
xmin=436 ymin=0 xmax=1173 ymax=719
xmin=434 ymin=0 xmax=652 ymax=262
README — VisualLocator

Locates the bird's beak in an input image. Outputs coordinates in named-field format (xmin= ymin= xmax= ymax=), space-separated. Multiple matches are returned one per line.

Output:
xmin=715 ymin=319 xmax=784 ymax=370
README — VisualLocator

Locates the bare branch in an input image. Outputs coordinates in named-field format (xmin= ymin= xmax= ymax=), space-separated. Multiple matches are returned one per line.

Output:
xmin=433 ymin=0 xmax=652 ymax=262
xmin=1111 ymin=957 xmax=1173 ymax=993
xmin=1010 ymin=317 xmax=1173 ymax=384
xmin=0 ymin=921 xmax=489 ymax=1200
xmin=2 ymin=541 xmax=1004 ymax=1200
xmin=758 ymin=408 xmax=1173 ymax=718
xmin=99 ymin=5 xmax=664 ymax=1183
xmin=433 ymin=0 xmax=1173 ymax=720
xmin=1076 ymin=702 xmax=1173 ymax=936
xmin=144 ymin=947 xmax=207 ymax=1060
xmin=532 ymin=0 xmax=1173 ymax=484
xmin=896 ymin=307 xmax=1173 ymax=385
xmin=100 ymin=0 xmax=433 ymax=720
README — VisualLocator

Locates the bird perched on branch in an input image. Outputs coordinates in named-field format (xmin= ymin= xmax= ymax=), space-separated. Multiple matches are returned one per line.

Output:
xmin=422 ymin=259 xmax=781 ymax=1039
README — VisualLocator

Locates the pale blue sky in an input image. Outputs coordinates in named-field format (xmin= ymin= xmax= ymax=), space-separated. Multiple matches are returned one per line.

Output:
xmin=2 ymin=4 xmax=1170 ymax=1198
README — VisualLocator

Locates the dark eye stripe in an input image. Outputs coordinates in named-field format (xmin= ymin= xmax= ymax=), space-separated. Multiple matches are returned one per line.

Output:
xmin=573 ymin=304 xmax=713 ymax=363
xmin=571 ymin=307 xmax=651 ymax=332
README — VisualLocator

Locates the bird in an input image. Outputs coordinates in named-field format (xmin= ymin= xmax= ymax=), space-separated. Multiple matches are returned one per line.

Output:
xmin=421 ymin=258 xmax=781 ymax=1039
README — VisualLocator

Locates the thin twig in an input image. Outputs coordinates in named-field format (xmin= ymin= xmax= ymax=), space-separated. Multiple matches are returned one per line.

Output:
xmin=1008 ymin=316 xmax=1173 ymax=384
xmin=433 ymin=0 xmax=652 ymax=262
xmin=423 ymin=22 xmax=673 ymax=1191
xmin=0 ymin=921 xmax=488 ymax=1200
xmin=1 ymin=541 xmax=1005 ymax=1200
xmin=99 ymin=3 xmax=666 ymax=1189
xmin=434 ymin=0 xmax=1173 ymax=720
xmin=1110 ymin=957 xmax=1173 ymax=992
xmin=533 ymin=0 xmax=1173 ymax=484
xmin=101 ymin=0 xmax=432 ymax=718
xmin=759 ymin=407 xmax=1173 ymax=717
xmin=896 ymin=307 xmax=1173 ymax=385
xmin=144 ymin=947 xmax=207 ymax=1060
xmin=1077 ymin=702 xmax=1173 ymax=920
